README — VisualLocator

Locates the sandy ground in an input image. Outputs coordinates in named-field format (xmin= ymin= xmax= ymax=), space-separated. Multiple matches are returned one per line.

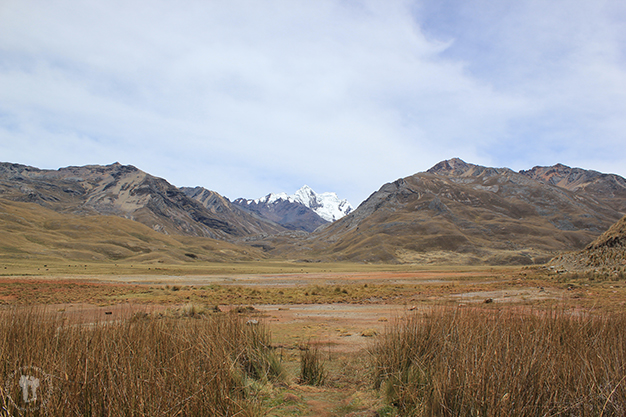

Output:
xmin=255 ymin=303 xmax=407 ymax=353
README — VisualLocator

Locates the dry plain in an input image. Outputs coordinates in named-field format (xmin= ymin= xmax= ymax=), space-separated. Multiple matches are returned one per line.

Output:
xmin=2 ymin=261 xmax=626 ymax=416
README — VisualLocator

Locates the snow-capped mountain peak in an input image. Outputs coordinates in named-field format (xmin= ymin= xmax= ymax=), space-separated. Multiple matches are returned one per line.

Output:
xmin=249 ymin=185 xmax=353 ymax=222
xmin=255 ymin=192 xmax=289 ymax=205
xmin=292 ymin=185 xmax=320 ymax=209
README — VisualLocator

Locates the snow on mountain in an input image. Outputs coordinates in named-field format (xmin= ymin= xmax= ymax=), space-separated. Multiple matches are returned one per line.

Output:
xmin=249 ymin=185 xmax=353 ymax=222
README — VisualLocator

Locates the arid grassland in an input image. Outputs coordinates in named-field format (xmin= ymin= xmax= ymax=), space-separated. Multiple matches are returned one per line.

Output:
xmin=2 ymin=264 xmax=626 ymax=416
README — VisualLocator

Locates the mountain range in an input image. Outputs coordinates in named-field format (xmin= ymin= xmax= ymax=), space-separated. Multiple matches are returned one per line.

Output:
xmin=232 ymin=185 xmax=353 ymax=233
xmin=272 ymin=158 xmax=626 ymax=264
xmin=0 ymin=162 xmax=284 ymax=239
xmin=1 ymin=158 xmax=625 ymax=265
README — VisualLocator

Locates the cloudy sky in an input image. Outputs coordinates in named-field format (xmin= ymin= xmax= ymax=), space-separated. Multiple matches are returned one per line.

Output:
xmin=1 ymin=0 xmax=625 ymax=206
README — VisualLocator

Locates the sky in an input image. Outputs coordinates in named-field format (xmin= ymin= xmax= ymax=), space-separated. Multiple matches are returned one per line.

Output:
xmin=1 ymin=0 xmax=625 ymax=207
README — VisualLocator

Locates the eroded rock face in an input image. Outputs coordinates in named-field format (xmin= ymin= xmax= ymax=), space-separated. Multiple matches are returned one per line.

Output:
xmin=520 ymin=163 xmax=626 ymax=212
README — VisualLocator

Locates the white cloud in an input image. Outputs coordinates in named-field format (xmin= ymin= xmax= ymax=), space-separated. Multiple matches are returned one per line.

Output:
xmin=1 ymin=0 xmax=625 ymax=206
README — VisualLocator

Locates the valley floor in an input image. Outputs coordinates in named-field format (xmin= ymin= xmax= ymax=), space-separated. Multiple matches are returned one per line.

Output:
xmin=2 ymin=265 xmax=625 ymax=415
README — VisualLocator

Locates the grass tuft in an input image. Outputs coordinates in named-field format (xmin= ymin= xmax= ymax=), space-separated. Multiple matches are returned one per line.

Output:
xmin=298 ymin=341 xmax=327 ymax=386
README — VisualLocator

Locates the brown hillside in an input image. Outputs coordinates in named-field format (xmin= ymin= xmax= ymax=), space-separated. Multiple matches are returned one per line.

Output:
xmin=180 ymin=186 xmax=287 ymax=235
xmin=550 ymin=216 xmax=626 ymax=273
xmin=521 ymin=163 xmax=626 ymax=212
xmin=0 ymin=162 xmax=285 ymax=239
xmin=278 ymin=159 xmax=626 ymax=265
xmin=0 ymin=198 xmax=264 ymax=264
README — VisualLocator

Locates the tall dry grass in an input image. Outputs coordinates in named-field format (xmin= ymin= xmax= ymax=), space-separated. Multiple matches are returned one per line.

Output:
xmin=0 ymin=308 xmax=282 ymax=416
xmin=372 ymin=307 xmax=626 ymax=416
xmin=298 ymin=342 xmax=327 ymax=386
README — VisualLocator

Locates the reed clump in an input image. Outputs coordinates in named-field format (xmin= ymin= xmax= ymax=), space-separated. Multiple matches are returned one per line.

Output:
xmin=298 ymin=342 xmax=327 ymax=386
xmin=0 ymin=308 xmax=282 ymax=416
xmin=372 ymin=307 xmax=626 ymax=416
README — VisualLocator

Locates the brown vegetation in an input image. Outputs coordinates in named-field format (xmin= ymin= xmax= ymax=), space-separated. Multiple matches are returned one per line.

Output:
xmin=276 ymin=159 xmax=625 ymax=265
xmin=298 ymin=341 xmax=328 ymax=386
xmin=0 ymin=308 xmax=282 ymax=416
xmin=372 ymin=306 xmax=626 ymax=416
xmin=0 ymin=198 xmax=264 ymax=264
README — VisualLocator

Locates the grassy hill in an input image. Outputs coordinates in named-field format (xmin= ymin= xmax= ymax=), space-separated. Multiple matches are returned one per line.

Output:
xmin=0 ymin=198 xmax=265 ymax=266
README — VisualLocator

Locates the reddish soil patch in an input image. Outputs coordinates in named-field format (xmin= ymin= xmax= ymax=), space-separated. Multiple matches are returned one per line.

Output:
xmin=256 ymin=303 xmax=408 ymax=353
xmin=69 ymin=269 xmax=502 ymax=286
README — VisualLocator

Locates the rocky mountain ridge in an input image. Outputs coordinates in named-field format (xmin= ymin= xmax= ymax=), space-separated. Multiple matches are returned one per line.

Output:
xmin=2 ymin=159 xmax=625 ymax=265
xmin=292 ymin=158 xmax=626 ymax=264
xmin=236 ymin=185 xmax=353 ymax=222
xmin=0 ymin=162 xmax=285 ymax=239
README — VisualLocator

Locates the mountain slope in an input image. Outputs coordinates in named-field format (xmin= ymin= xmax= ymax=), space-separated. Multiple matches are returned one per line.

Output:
xmin=0 ymin=198 xmax=264 ymax=264
xmin=520 ymin=163 xmax=626 ymax=212
xmin=233 ymin=196 xmax=327 ymax=233
xmin=180 ymin=186 xmax=287 ymax=235
xmin=297 ymin=158 xmax=626 ymax=265
xmin=550 ymin=215 xmax=626 ymax=273
xmin=0 ymin=162 xmax=282 ymax=239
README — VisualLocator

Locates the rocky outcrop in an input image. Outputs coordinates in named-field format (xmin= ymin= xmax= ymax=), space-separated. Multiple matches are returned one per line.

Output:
xmin=550 ymin=216 xmax=626 ymax=273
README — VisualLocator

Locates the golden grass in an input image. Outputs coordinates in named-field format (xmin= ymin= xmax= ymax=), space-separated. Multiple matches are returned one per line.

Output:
xmin=0 ymin=308 xmax=282 ymax=416
xmin=0 ymin=198 xmax=265 ymax=266
xmin=0 ymin=277 xmax=514 ymax=307
xmin=0 ymin=256 xmax=513 ymax=277
xmin=3 ymin=265 xmax=625 ymax=309
xmin=372 ymin=306 xmax=626 ymax=416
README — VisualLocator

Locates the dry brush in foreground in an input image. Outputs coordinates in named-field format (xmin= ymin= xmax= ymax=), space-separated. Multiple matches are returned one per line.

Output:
xmin=372 ymin=307 xmax=626 ymax=416
xmin=0 ymin=308 xmax=282 ymax=416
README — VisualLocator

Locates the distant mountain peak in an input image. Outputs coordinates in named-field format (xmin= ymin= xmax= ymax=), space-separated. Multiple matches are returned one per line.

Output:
xmin=244 ymin=185 xmax=353 ymax=222
xmin=289 ymin=185 xmax=353 ymax=222
xmin=427 ymin=158 xmax=469 ymax=174
xmin=427 ymin=158 xmax=512 ymax=178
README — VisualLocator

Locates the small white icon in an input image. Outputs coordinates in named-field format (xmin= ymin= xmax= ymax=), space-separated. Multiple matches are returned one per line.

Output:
xmin=5 ymin=366 xmax=52 ymax=412
xmin=18 ymin=375 xmax=40 ymax=403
